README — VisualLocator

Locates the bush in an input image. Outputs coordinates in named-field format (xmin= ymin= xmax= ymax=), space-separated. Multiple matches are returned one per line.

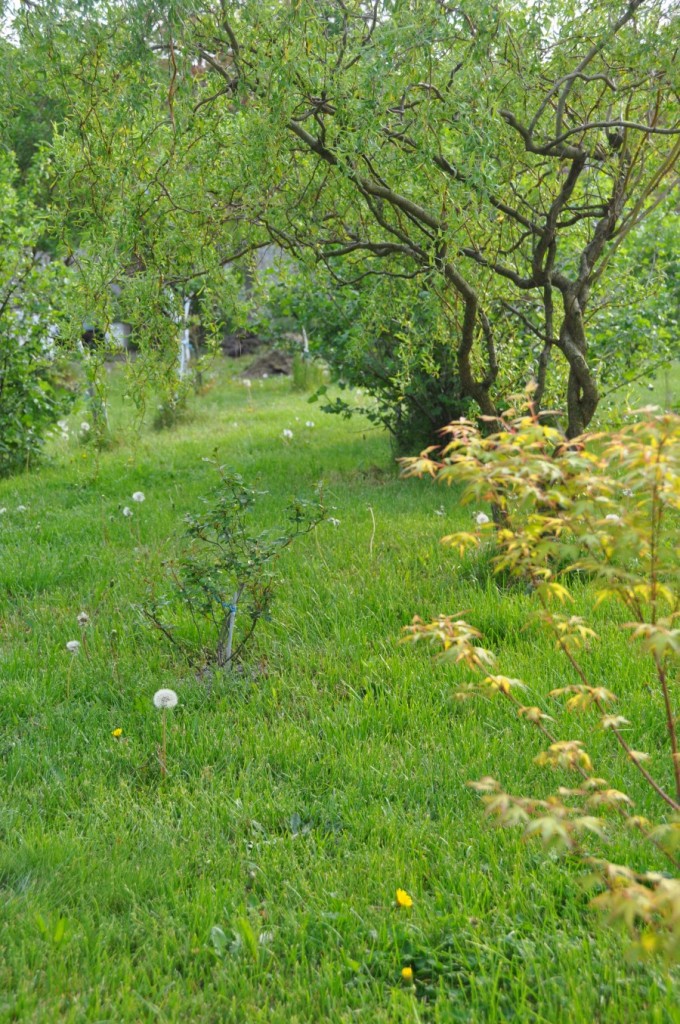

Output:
xmin=0 ymin=153 xmax=73 ymax=475
xmin=401 ymin=400 xmax=680 ymax=960
xmin=256 ymin=269 xmax=471 ymax=452
xmin=144 ymin=468 xmax=326 ymax=670
xmin=0 ymin=333 xmax=72 ymax=475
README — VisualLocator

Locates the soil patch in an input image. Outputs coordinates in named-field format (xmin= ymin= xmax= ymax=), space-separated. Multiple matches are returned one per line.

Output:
xmin=241 ymin=350 xmax=294 ymax=378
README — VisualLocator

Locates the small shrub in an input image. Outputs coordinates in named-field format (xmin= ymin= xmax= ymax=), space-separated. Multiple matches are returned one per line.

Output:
xmin=401 ymin=399 xmax=680 ymax=960
xmin=145 ymin=467 xmax=326 ymax=670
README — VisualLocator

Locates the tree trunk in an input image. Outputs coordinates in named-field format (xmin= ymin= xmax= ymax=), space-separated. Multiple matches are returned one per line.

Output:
xmin=558 ymin=294 xmax=599 ymax=438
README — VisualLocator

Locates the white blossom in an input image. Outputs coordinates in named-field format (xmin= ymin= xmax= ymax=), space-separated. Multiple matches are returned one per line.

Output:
xmin=328 ymin=517 xmax=341 ymax=527
xmin=123 ymin=506 xmax=133 ymax=518
xmin=153 ymin=688 xmax=178 ymax=709
xmin=475 ymin=511 xmax=490 ymax=526
xmin=132 ymin=491 xmax=145 ymax=503
xmin=305 ymin=421 xmax=315 ymax=428
xmin=66 ymin=640 xmax=81 ymax=653
xmin=605 ymin=514 xmax=621 ymax=522
xmin=17 ymin=505 xmax=27 ymax=513
xmin=282 ymin=429 xmax=294 ymax=440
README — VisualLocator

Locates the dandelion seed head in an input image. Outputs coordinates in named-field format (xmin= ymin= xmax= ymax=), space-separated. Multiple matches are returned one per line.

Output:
xmin=122 ymin=507 xmax=133 ymax=518
xmin=132 ymin=492 xmax=145 ymax=503
xmin=282 ymin=429 xmax=294 ymax=440
xmin=475 ymin=511 xmax=490 ymax=526
xmin=305 ymin=421 xmax=315 ymax=428
xmin=77 ymin=611 xmax=90 ymax=626
xmin=66 ymin=640 xmax=81 ymax=653
xmin=153 ymin=688 xmax=178 ymax=709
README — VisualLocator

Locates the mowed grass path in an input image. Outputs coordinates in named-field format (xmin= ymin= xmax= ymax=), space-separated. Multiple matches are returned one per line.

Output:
xmin=0 ymin=362 xmax=677 ymax=1023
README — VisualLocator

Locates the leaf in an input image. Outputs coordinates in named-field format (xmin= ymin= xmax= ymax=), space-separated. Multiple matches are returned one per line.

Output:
xmin=236 ymin=916 xmax=260 ymax=962
xmin=210 ymin=925 xmax=228 ymax=957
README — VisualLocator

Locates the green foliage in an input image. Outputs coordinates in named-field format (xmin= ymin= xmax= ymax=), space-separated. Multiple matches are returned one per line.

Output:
xmin=590 ymin=203 xmax=680 ymax=403
xmin=291 ymin=352 xmax=326 ymax=393
xmin=0 ymin=334 xmax=72 ymax=477
xmin=262 ymin=269 xmax=471 ymax=450
xmin=146 ymin=467 xmax=326 ymax=667
xmin=402 ymin=401 xmax=680 ymax=959
xmin=0 ymin=154 xmax=73 ymax=476
xmin=31 ymin=0 xmax=679 ymax=436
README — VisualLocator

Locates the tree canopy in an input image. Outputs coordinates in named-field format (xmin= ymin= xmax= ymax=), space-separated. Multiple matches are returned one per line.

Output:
xmin=6 ymin=0 xmax=680 ymax=437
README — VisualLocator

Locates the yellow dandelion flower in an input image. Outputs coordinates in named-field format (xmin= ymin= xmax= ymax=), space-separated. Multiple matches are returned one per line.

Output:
xmin=396 ymin=888 xmax=413 ymax=908
xmin=401 ymin=966 xmax=414 ymax=982
xmin=112 ymin=728 xmax=123 ymax=738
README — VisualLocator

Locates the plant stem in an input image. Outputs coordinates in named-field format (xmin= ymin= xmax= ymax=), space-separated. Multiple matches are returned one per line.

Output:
xmin=225 ymin=591 xmax=239 ymax=667
xmin=655 ymin=651 xmax=680 ymax=803
xmin=160 ymin=709 xmax=167 ymax=779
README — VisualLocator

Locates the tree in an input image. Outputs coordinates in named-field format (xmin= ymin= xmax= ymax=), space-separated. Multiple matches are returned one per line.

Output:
xmin=16 ymin=0 xmax=680 ymax=437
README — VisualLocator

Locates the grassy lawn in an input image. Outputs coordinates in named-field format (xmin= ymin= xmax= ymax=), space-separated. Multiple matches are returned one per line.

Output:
xmin=0 ymin=360 xmax=677 ymax=1023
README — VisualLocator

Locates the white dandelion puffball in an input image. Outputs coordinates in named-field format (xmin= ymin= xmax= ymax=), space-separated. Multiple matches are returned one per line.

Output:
xmin=328 ymin=517 xmax=341 ymax=527
xmin=0 ymin=508 xmax=6 ymax=515
xmin=77 ymin=611 xmax=90 ymax=626
xmin=305 ymin=421 xmax=315 ymax=428
xmin=17 ymin=505 xmax=27 ymax=513
xmin=123 ymin=506 xmax=133 ymax=518
xmin=475 ymin=511 xmax=490 ymax=526
xmin=66 ymin=640 xmax=81 ymax=653
xmin=80 ymin=421 xmax=91 ymax=432
xmin=243 ymin=378 xmax=252 ymax=388
xmin=605 ymin=513 xmax=620 ymax=522
xmin=282 ymin=429 xmax=294 ymax=440
xmin=132 ymin=491 xmax=145 ymax=503
xmin=154 ymin=688 xmax=178 ymax=709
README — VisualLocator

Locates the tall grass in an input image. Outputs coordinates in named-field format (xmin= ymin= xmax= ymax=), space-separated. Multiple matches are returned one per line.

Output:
xmin=0 ymin=362 xmax=676 ymax=1022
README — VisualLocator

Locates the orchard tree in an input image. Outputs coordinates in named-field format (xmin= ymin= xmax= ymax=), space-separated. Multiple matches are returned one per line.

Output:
xmin=16 ymin=0 xmax=680 ymax=437
xmin=183 ymin=0 xmax=679 ymax=436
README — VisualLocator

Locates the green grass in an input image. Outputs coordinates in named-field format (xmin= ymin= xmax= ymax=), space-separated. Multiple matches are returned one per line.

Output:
xmin=0 ymin=361 xmax=677 ymax=1023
